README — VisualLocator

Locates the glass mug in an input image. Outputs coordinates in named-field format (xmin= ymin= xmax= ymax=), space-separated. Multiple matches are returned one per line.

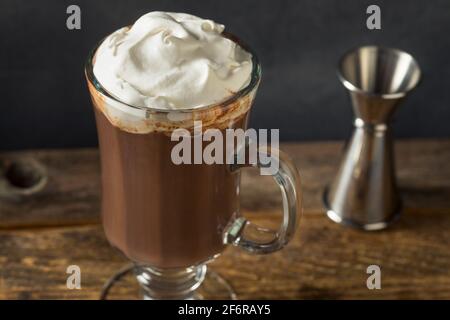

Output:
xmin=85 ymin=33 xmax=302 ymax=299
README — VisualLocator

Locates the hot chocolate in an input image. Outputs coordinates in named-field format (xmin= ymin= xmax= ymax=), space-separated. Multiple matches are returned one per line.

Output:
xmin=87 ymin=12 xmax=256 ymax=268
xmin=93 ymin=107 xmax=249 ymax=268
xmin=87 ymin=11 xmax=302 ymax=300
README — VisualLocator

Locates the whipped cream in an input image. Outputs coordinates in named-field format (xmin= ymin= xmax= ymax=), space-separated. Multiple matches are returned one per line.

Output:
xmin=93 ymin=12 xmax=253 ymax=110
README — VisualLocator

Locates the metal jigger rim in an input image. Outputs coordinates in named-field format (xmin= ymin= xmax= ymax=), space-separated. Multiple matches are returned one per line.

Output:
xmin=337 ymin=45 xmax=422 ymax=100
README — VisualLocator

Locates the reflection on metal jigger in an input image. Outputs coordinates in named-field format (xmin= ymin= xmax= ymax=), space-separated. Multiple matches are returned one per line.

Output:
xmin=323 ymin=46 xmax=421 ymax=231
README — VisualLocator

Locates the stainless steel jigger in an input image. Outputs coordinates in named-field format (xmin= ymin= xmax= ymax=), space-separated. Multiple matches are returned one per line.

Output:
xmin=323 ymin=46 xmax=421 ymax=231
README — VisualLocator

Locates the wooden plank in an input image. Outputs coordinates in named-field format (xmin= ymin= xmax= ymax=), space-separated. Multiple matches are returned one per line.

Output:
xmin=0 ymin=139 xmax=449 ymax=299
xmin=0 ymin=149 xmax=100 ymax=228
xmin=1 ymin=139 xmax=450 ymax=228
xmin=1 ymin=209 xmax=450 ymax=300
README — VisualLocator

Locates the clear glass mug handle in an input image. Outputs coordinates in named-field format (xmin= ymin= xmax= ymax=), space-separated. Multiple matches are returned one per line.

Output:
xmin=223 ymin=147 xmax=302 ymax=254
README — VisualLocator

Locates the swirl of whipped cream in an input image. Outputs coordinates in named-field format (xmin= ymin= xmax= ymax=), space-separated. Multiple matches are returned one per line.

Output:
xmin=93 ymin=11 xmax=253 ymax=110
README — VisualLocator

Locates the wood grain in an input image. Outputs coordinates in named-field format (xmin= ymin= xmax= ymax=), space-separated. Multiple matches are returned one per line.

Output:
xmin=0 ymin=139 xmax=449 ymax=299
xmin=1 ymin=209 xmax=450 ymax=300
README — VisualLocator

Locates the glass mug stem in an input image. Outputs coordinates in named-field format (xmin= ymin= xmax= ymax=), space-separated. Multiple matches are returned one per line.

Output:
xmin=224 ymin=147 xmax=301 ymax=253
xmin=135 ymin=265 xmax=207 ymax=300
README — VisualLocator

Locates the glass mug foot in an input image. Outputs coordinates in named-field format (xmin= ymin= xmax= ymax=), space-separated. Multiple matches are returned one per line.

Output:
xmin=100 ymin=264 xmax=237 ymax=300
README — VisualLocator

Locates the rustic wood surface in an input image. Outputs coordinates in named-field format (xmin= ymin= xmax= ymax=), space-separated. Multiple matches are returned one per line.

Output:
xmin=0 ymin=139 xmax=449 ymax=299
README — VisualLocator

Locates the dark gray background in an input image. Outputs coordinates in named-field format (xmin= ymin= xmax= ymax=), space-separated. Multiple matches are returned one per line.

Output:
xmin=1 ymin=0 xmax=449 ymax=150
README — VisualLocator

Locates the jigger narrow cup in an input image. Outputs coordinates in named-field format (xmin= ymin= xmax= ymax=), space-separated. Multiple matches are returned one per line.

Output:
xmin=324 ymin=46 xmax=421 ymax=231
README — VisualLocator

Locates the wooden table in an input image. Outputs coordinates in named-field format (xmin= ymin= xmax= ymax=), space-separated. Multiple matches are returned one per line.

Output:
xmin=0 ymin=139 xmax=449 ymax=299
